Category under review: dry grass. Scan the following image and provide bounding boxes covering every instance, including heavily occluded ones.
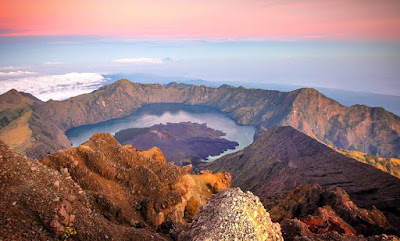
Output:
[0,110,33,152]
[332,146,400,178]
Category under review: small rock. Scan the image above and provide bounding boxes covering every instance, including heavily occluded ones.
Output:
[73,161,79,166]
[53,181,60,189]
[53,197,60,202]
[69,214,75,223]
[12,201,16,206]
[61,168,68,174]
[50,219,60,228]
[63,200,72,213]
[67,194,76,202]
[30,167,37,171]
[58,206,70,225]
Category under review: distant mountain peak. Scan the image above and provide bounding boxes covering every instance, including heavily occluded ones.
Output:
[0,88,40,110]
[113,78,132,86]
[218,84,234,89]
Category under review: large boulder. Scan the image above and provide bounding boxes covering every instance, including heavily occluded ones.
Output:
[178,188,283,241]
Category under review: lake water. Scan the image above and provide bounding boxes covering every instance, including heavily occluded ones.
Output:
[66,103,255,162]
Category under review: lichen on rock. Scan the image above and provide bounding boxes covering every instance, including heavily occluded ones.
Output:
[178,188,284,241]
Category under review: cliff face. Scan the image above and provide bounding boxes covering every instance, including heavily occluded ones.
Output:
[0,134,231,240]
[1,79,400,159]
[206,126,400,232]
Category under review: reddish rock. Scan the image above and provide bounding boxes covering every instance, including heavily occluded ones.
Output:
[66,194,76,202]
[69,214,75,224]
[53,181,60,189]
[270,184,395,240]
[208,126,400,233]
[301,206,357,236]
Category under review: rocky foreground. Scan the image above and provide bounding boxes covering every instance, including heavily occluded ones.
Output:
[0,133,286,241]
[0,133,231,240]
[1,134,399,240]
[178,188,283,241]
[208,126,400,234]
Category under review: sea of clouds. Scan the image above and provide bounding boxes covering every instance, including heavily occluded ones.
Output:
[0,72,108,101]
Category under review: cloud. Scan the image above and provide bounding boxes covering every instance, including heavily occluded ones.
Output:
[44,61,64,65]
[0,66,30,71]
[112,57,166,64]
[0,71,37,77]
[0,73,107,101]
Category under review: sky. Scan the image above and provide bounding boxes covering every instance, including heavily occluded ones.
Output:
[0,0,400,99]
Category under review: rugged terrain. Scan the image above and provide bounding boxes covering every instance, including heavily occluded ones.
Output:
[114,122,238,165]
[1,79,400,159]
[0,134,232,240]
[207,126,400,233]
[1,123,399,240]
[274,184,393,240]
[177,188,284,241]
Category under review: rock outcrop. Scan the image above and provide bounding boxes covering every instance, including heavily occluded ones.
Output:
[0,139,169,240]
[207,126,400,233]
[1,80,400,159]
[178,188,283,241]
[42,133,231,228]
[271,184,393,239]
[0,134,231,240]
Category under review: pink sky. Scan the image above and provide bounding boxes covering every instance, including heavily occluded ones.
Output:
[1,0,400,40]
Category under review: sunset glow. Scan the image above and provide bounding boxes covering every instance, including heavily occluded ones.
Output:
[1,0,400,40]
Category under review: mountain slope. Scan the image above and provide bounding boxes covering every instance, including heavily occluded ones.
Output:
[331,146,400,178]
[0,139,169,240]
[0,133,232,240]
[1,80,400,159]
[206,126,400,230]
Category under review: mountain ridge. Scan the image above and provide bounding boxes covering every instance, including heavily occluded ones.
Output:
[206,126,400,231]
[1,79,400,159]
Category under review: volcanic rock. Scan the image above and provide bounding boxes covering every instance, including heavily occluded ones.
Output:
[41,133,231,228]
[270,184,392,238]
[178,188,283,241]
[0,134,231,240]
[0,139,170,240]
[207,126,400,233]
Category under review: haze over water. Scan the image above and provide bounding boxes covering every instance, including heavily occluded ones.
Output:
[66,104,255,161]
